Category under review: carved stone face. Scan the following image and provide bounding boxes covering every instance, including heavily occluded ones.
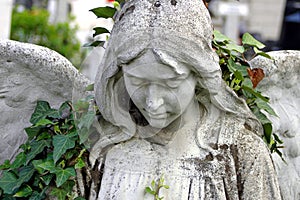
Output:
[123,51,197,129]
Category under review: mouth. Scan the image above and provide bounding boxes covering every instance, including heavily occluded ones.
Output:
[143,110,169,119]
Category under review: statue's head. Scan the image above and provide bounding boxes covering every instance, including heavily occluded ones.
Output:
[94,0,261,140]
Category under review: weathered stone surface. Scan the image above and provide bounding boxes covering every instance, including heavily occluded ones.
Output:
[90,0,282,199]
[251,50,300,200]
[0,39,90,163]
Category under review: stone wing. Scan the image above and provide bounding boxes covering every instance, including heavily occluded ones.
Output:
[0,39,90,164]
[251,50,300,199]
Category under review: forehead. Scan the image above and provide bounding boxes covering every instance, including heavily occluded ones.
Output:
[122,50,190,79]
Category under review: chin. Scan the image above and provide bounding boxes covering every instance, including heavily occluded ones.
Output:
[148,119,171,129]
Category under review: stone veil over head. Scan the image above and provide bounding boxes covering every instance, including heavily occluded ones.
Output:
[93,0,262,153]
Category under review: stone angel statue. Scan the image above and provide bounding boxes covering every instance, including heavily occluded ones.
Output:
[87,0,282,199]
[0,0,284,199]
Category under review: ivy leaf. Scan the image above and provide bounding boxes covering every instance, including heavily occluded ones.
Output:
[29,190,47,200]
[242,33,265,49]
[30,101,59,124]
[213,30,231,43]
[93,27,110,37]
[33,119,56,127]
[78,111,95,129]
[0,171,18,194]
[75,158,85,169]
[18,165,35,186]
[13,185,32,197]
[50,188,67,200]
[74,197,86,200]
[61,180,75,193]
[10,152,26,169]
[26,140,51,164]
[25,126,41,140]
[0,160,11,170]
[255,98,278,116]
[53,135,76,164]
[90,7,117,19]
[83,40,106,47]
[226,43,245,53]
[253,47,272,59]
[263,123,273,144]
[251,107,272,125]
[55,167,76,187]
[40,174,54,185]
[36,160,58,173]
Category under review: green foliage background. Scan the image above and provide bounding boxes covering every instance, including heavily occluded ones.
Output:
[10,7,83,68]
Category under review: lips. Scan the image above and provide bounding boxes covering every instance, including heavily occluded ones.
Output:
[143,109,169,119]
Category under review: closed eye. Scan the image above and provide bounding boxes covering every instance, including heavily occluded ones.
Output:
[165,78,184,88]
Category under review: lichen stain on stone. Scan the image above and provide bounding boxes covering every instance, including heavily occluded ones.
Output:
[171,0,177,6]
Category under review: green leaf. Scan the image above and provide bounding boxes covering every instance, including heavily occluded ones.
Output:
[11,152,26,169]
[226,43,245,53]
[28,187,48,200]
[145,187,156,195]
[0,171,18,194]
[30,101,59,124]
[74,197,86,200]
[151,180,156,189]
[89,7,117,19]
[26,140,51,164]
[55,167,76,187]
[78,127,89,145]
[93,27,110,37]
[242,33,265,49]
[78,111,95,129]
[33,119,56,127]
[163,185,170,189]
[213,30,231,43]
[227,58,237,73]
[0,160,11,170]
[83,40,106,47]
[273,133,283,144]
[251,107,272,125]
[50,188,67,200]
[36,132,52,141]
[25,126,41,140]
[241,85,269,102]
[255,98,277,116]
[253,47,272,59]
[36,160,58,173]
[53,135,76,164]
[263,123,273,143]
[40,174,54,185]
[18,165,35,185]
[61,180,75,193]
[75,158,85,169]
[13,185,32,197]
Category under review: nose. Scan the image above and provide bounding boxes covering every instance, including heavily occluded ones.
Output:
[146,84,164,111]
